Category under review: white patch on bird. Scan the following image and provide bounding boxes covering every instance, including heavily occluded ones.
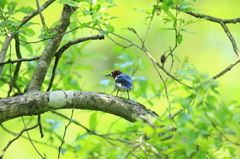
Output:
[48,91,70,108]
[115,83,128,92]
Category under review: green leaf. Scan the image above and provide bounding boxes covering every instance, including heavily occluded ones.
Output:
[115,62,134,70]
[110,16,118,20]
[21,22,39,28]
[177,113,191,126]
[181,29,195,34]
[136,76,148,95]
[103,23,114,32]
[22,27,35,36]
[184,19,205,26]
[89,112,98,130]
[16,6,34,14]
[165,10,175,20]
[93,4,101,11]
[100,79,111,87]
[80,22,92,28]
[74,133,90,142]
[159,28,175,31]
[111,46,123,54]
[0,0,7,9]
[138,58,148,71]
[180,3,192,10]
[118,54,132,61]
[58,0,79,7]
[60,148,66,154]
[50,21,62,28]
[177,34,183,44]
[134,8,147,14]
[7,1,17,14]
[83,9,91,15]
[45,119,62,130]
[100,30,108,35]
[19,34,33,52]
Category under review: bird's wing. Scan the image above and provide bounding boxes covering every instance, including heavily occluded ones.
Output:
[115,74,132,87]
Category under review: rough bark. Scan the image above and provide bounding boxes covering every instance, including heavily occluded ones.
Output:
[28,4,78,91]
[0,91,158,123]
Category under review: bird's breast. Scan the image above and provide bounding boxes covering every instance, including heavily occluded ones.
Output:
[115,83,128,92]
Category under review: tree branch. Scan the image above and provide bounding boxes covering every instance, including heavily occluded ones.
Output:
[0,0,56,77]
[1,122,39,157]
[212,58,240,79]
[28,5,78,91]
[35,0,46,27]
[47,35,104,91]
[20,0,56,28]
[0,35,104,67]
[0,57,40,66]
[0,33,15,78]
[21,117,46,159]
[0,91,158,124]
[186,11,240,24]
[220,21,240,57]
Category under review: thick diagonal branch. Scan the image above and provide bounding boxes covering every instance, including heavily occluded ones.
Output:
[28,5,78,91]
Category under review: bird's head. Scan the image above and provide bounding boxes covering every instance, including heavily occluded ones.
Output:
[105,70,122,79]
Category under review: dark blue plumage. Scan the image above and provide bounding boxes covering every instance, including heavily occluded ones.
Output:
[105,70,132,99]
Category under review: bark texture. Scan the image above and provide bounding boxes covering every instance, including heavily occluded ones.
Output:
[28,5,78,91]
[0,91,158,123]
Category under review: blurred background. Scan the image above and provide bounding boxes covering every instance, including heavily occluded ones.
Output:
[1,0,240,158]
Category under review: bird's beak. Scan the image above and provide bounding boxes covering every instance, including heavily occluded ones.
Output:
[105,73,111,76]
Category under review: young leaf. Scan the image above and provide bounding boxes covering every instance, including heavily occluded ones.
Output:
[177,34,183,45]
[0,0,7,9]
[89,112,98,130]
[16,6,34,14]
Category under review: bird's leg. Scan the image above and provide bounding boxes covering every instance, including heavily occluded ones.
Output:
[127,90,130,100]
[116,89,119,97]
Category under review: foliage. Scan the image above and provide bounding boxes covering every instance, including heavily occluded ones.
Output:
[1,0,240,159]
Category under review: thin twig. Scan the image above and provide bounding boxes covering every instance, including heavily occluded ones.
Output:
[57,83,86,158]
[124,144,141,159]
[220,21,240,57]
[20,0,56,28]
[50,110,137,145]
[38,115,44,138]
[1,122,38,157]
[1,124,58,150]
[203,109,240,146]
[57,109,74,159]
[0,35,104,67]
[0,56,40,66]
[0,0,55,73]
[36,0,46,27]
[46,35,104,91]
[142,1,160,46]
[212,57,240,79]
[169,108,184,119]
[21,117,46,159]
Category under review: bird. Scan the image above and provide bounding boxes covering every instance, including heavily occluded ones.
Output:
[105,70,132,100]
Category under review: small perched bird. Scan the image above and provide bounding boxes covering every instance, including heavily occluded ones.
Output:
[105,70,132,99]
